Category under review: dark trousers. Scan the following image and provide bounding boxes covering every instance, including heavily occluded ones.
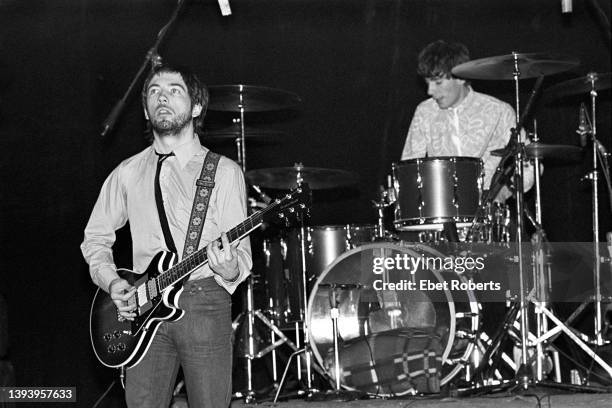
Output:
[126,277,233,408]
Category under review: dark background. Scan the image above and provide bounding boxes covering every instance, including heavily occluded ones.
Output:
[0,0,611,406]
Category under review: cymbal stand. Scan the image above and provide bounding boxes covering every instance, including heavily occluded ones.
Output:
[227,99,257,402]
[583,73,608,346]
[529,120,559,382]
[273,178,331,403]
[294,167,315,393]
[229,105,292,402]
[509,52,532,389]
[234,88,248,172]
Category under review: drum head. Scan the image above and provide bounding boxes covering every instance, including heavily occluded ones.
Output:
[307,243,479,395]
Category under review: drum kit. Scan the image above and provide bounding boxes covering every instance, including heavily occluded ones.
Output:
[204,53,612,403]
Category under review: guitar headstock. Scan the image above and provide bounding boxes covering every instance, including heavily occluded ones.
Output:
[263,183,311,227]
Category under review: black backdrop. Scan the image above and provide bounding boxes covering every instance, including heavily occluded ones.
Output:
[0,0,611,406]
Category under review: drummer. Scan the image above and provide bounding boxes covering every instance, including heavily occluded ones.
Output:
[401,40,535,202]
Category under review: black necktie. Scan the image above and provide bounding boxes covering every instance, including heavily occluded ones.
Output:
[155,152,177,254]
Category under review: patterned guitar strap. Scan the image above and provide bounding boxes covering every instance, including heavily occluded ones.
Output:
[181,151,221,272]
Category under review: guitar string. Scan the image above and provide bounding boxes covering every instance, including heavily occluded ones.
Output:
[153,192,302,292]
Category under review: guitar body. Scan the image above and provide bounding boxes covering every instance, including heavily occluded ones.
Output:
[89,251,184,368]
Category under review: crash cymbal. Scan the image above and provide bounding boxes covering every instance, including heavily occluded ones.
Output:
[452,52,579,80]
[208,84,302,112]
[525,142,583,161]
[546,72,611,98]
[246,164,357,190]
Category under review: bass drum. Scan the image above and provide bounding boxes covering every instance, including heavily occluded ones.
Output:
[307,243,480,395]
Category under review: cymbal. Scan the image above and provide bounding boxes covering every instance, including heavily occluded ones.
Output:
[246,164,358,190]
[545,72,611,98]
[491,142,583,162]
[452,52,580,80]
[208,84,302,112]
[525,142,583,161]
[201,127,287,141]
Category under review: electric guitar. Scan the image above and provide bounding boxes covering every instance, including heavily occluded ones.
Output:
[89,185,309,368]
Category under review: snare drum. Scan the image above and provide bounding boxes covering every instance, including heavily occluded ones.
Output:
[393,157,483,231]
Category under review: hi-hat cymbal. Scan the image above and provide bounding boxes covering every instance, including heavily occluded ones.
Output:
[452,52,580,80]
[525,142,583,161]
[201,127,287,141]
[491,142,583,162]
[246,164,357,190]
[208,84,302,112]
[545,72,611,98]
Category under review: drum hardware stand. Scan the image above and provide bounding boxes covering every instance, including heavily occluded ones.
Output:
[232,276,260,403]
[523,77,612,388]
[572,73,612,347]
[472,329,519,383]
[464,63,545,391]
[273,180,333,403]
[229,97,249,173]
[498,109,612,392]
[234,208,327,402]
[525,120,557,383]
[373,175,396,240]
[228,103,291,402]
[468,301,522,388]
[507,53,535,390]
[303,284,367,402]
[232,276,307,402]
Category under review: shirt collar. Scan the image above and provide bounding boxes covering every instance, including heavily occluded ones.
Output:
[450,86,474,113]
[152,136,207,169]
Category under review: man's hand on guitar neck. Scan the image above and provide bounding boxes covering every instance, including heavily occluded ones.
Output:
[108,278,137,321]
[207,232,240,283]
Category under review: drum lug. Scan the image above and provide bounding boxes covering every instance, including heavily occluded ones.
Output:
[456,330,478,340]
[456,312,480,318]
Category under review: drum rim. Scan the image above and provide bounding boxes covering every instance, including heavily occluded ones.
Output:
[308,223,377,231]
[393,156,482,166]
[306,242,480,393]
[394,218,479,231]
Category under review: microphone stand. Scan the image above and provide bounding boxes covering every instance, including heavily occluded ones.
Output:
[100,0,188,137]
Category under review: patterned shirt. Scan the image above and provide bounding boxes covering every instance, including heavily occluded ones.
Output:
[81,137,252,294]
[401,88,516,188]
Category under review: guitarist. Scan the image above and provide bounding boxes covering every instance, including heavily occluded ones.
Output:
[81,64,252,407]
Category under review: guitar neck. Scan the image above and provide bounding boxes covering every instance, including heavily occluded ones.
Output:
[154,212,263,292]
[151,185,307,292]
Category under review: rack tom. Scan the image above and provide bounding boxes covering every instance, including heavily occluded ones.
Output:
[393,157,483,231]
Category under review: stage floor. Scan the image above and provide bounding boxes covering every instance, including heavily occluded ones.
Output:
[229,390,612,408]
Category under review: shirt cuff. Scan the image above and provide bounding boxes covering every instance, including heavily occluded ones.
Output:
[94,263,120,293]
[213,249,251,295]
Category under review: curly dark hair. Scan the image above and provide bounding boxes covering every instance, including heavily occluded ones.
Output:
[141,64,209,139]
[417,40,470,79]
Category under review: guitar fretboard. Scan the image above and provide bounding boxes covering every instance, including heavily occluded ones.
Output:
[153,193,300,292]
